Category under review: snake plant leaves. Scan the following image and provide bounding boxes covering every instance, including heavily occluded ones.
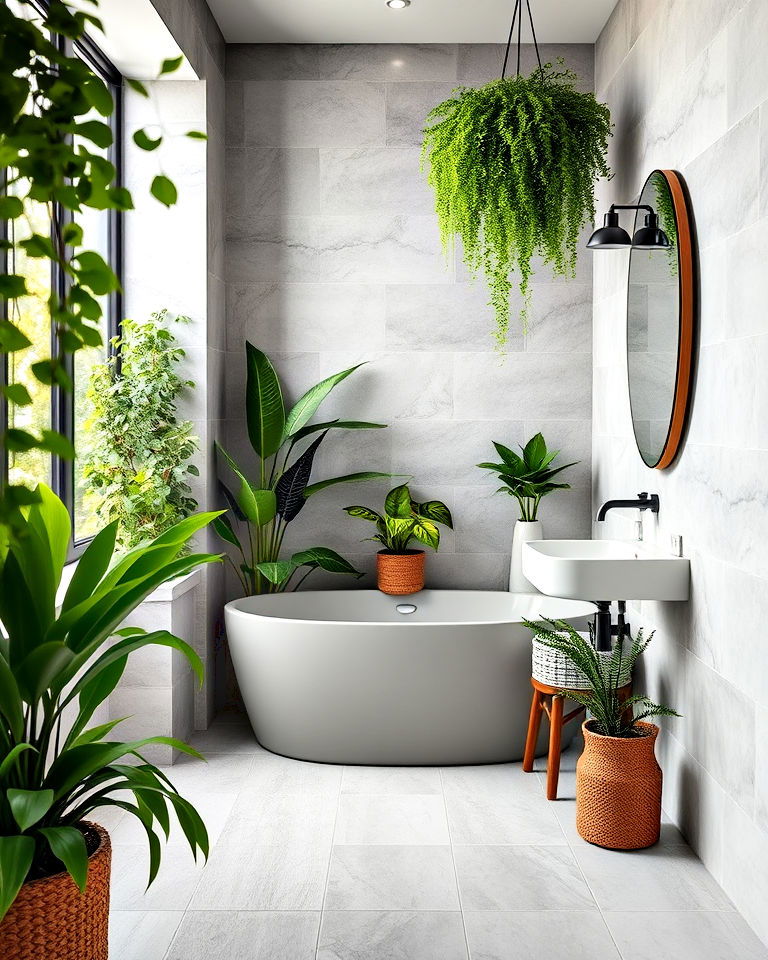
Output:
[276,432,327,522]
[245,342,285,459]
[282,363,365,441]
[385,484,412,519]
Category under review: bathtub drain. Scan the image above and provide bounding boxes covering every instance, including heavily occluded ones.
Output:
[396,603,417,615]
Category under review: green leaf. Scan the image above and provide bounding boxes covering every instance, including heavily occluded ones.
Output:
[411,519,440,550]
[385,484,412,519]
[0,317,31,348]
[291,547,362,578]
[0,195,23,218]
[150,175,178,207]
[212,514,240,547]
[75,119,114,148]
[15,642,75,702]
[126,77,150,97]
[133,128,162,151]
[523,432,547,468]
[61,521,118,613]
[0,836,35,922]
[160,55,184,74]
[0,744,37,778]
[0,275,28,299]
[256,560,296,585]
[39,828,89,893]
[245,343,285,459]
[343,505,383,524]
[289,420,387,443]
[282,364,365,440]
[8,788,54,832]
[82,75,114,116]
[216,444,276,526]
[1,383,31,405]
[304,472,396,497]
[412,499,453,528]
[39,429,76,458]
[185,130,207,140]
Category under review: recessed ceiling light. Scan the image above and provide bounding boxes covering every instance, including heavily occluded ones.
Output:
[386,0,411,8]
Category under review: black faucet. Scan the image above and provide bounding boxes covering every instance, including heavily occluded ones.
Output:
[597,492,659,522]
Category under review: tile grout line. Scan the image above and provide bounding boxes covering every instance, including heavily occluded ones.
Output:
[313,764,344,959]
[439,767,472,960]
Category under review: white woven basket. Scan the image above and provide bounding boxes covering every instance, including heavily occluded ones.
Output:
[531,632,633,690]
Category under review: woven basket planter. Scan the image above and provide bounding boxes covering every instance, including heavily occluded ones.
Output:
[576,720,662,850]
[0,822,111,960]
[377,549,425,595]
[531,634,632,690]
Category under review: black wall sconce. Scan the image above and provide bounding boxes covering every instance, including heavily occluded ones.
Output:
[587,204,671,250]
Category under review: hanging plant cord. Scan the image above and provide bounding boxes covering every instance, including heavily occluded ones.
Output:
[421,0,612,347]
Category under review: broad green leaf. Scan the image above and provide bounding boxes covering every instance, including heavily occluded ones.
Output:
[0,836,35,922]
[385,484,412,519]
[282,364,365,440]
[133,128,162,151]
[75,119,113,148]
[0,744,37,778]
[216,444,276,525]
[70,716,128,747]
[150,175,178,207]
[304,472,396,497]
[61,521,118,613]
[291,547,362,577]
[81,75,114,115]
[411,519,440,550]
[343,505,383,524]
[72,659,127,742]
[15,642,75,702]
[186,130,207,140]
[0,275,28,299]
[212,515,240,547]
[160,55,184,74]
[412,499,453,528]
[0,383,31,405]
[522,432,547,467]
[493,442,524,468]
[256,561,296,585]
[0,656,23,739]
[126,77,149,97]
[39,827,89,893]
[245,343,285,459]
[8,788,54,831]
[0,195,23,218]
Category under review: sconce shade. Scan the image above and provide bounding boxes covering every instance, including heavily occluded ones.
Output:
[632,212,671,250]
[587,210,632,249]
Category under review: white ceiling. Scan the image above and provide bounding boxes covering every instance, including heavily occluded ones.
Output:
[206,0,620,45]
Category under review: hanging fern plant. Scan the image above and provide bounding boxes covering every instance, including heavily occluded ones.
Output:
[421,62,612,346]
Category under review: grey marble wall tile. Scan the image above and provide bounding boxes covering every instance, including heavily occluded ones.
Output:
[226,216,449,284]
[390,420,525,486]
[226,44,320,81]
[243,81,386,147]
[721,798,768,946]
[318,44,458,81]
[318,147,432,215]
[226,147,320,229]
[227,281,386,353]
[419,552,510,591]
[595,1,630,94]
[760,103,768,220]
[457,43,594,92]
[523,283,593,353]
[454,353,592,421]
[385,81,457,146]
[726,0,768,124]
[684,110,759,245]
[684,0,748,65]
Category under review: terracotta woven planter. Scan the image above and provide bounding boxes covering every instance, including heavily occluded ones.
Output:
[377,549,425,595]
[576,720,662,850]
[0,822,111,960]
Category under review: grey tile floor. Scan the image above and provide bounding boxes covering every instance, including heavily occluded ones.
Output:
[102,717,768,960]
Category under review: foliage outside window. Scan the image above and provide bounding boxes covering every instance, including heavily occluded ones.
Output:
[81,309,199,550]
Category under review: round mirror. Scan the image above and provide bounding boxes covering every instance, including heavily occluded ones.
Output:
[627,169,695,469]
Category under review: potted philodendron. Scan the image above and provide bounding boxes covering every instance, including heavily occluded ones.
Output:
[478,432,578,592]
[0,485,221,958]
[525,618,680,850]
[344,484,453,595]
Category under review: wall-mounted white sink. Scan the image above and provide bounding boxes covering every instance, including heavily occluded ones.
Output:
[522,539,690,601]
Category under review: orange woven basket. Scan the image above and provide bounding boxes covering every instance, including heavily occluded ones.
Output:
[576,720,662,850]
[0,822,111,960]
[377,549,425,595]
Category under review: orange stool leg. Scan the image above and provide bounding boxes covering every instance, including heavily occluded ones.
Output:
[546,693,564,800]
[523,686,543,773]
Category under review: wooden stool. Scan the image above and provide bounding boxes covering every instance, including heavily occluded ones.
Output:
[523,677,632,800]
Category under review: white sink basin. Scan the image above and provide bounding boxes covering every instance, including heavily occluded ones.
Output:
[522,539,690,601]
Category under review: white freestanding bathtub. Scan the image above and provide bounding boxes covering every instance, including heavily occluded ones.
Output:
[225,590,596,765]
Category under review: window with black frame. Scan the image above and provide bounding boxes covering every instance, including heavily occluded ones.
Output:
[2,8,123,554]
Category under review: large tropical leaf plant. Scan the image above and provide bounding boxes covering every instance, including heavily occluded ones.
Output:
[421,62,611,346]
[215,343,394,594]
[0,485,222,920]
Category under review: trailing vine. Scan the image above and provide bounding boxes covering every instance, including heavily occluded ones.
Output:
[422,62,612,346]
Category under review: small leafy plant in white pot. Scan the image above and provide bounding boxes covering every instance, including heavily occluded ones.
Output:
[478,433,577,592]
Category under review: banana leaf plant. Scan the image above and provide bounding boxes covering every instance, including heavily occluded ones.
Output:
[477,432,578,522]
[0,484,223,921]
[215,343,395,594]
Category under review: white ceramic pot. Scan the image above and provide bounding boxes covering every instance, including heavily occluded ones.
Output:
[509,519,543,593]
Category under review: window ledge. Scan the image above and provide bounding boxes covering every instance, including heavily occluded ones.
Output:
[57,562,202,608]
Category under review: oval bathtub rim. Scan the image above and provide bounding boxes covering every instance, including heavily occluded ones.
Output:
[224,590,597,629]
